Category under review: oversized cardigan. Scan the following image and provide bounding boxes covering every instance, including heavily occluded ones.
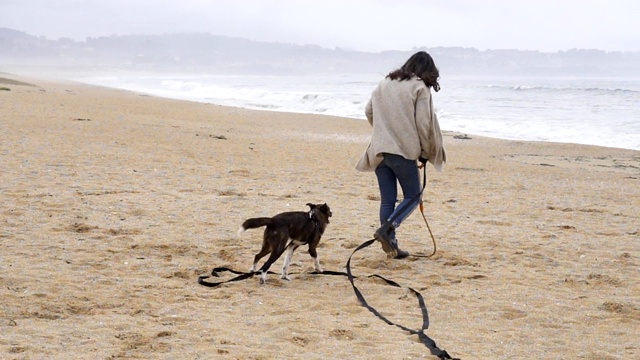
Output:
[356,76,446,172]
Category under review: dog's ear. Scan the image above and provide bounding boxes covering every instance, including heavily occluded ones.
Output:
[320,203,332,216]
[306,203,316,209]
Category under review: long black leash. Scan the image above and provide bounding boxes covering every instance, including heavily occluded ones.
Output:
[197,165,458,358]
[197,240,457,359]
[344,239,457,359]
[197,266,350,288]
[198,238,299,288]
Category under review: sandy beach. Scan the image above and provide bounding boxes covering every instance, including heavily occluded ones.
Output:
[1,74,639,360]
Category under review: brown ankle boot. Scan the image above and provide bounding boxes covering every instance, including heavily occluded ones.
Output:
[394,248,410,259]
[373,227,397,258]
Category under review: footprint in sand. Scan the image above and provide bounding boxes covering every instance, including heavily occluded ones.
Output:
[291,335,310,346]
[329,328,356,340]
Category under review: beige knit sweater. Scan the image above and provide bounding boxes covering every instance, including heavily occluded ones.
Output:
[355,76,446,172]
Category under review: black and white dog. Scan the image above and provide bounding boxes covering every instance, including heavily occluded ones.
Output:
[238,203,332,284]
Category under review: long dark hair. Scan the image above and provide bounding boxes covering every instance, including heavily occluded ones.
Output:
[387,51,440,92]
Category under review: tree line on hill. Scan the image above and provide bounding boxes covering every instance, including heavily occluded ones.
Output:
[1,28,638,76]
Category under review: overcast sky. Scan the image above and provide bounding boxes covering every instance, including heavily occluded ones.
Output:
[1,0,638,52]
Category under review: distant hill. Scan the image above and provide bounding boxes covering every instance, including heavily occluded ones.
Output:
[1,27,639,76]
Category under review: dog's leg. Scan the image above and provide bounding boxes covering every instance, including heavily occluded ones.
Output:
[251,236,272,272]
[281,243,299,281]
[258,242,286,284]
[308,244,323,273]
[252,248,270,273]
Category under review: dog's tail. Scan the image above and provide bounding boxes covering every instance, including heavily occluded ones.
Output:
[237,217,273,235]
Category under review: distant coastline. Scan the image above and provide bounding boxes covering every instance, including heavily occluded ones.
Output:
[1,27,640,77]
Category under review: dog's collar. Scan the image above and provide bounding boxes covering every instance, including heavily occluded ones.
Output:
[308,209,321,235]
[308,208,319,221]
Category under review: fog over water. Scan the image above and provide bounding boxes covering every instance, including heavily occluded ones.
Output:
[2,1,639,150]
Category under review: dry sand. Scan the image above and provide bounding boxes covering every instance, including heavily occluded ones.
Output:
[1,74,638,360]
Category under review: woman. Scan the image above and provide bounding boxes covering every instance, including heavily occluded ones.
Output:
[356,51,446,259]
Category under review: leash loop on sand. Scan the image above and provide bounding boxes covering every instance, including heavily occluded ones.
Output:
[197,267,265,288]
[344,239,458,359]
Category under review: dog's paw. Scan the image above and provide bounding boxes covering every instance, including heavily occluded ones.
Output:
[258,270,268,284]
[280,274,291,281]
[315,266,324,273]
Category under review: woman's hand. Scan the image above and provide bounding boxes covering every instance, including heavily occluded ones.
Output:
[418,157,428,168]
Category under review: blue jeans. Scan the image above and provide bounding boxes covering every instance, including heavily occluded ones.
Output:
[375,153,422,240]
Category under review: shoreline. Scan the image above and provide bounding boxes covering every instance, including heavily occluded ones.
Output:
[4,71,639,152]
[1,73,638,359]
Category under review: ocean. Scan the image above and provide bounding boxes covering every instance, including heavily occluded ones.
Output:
[74,73,640,151]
